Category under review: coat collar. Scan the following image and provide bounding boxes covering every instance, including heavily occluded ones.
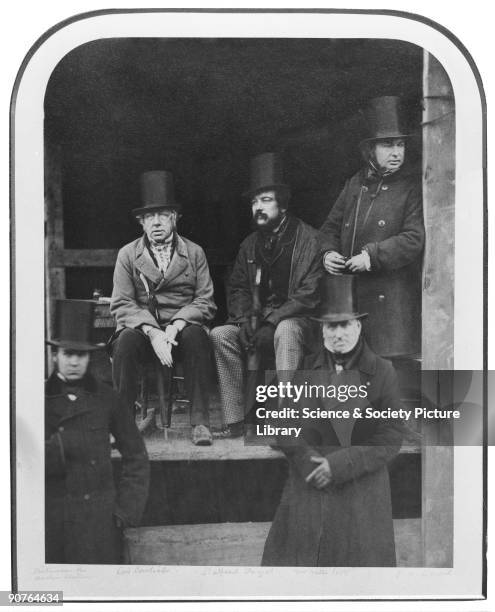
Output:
[45,371,99,397]
[311,338,377,376]
[135,234,190,289]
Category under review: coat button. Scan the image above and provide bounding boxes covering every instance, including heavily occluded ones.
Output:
[378,220,386,227]
[378,294,385,302]
[90,459,96,466]
[67,394,77,401]
[362,186,368,192]
[58,426,64,432]
[344,222,350,228]
[382,185,389,190]
[83,494,90,500]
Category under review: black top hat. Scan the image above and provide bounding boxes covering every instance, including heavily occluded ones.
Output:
[46,299,103,351]
[132,170,182,216]
[360,96,411,144]
[243,152,290,199]
[313,275,367,323]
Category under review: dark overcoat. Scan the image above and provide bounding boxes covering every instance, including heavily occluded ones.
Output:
[227,218,324,326]
[45,373,150,564]
[320,166,425,356]
[262,341,403,567]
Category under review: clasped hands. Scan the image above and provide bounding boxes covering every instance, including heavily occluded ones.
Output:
[305,456,332,490]
[148,323,181,367]
[239,319,274,352]
[323,250,369,274]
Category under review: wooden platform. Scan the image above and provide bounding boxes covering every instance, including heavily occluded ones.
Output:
[124,519,422,567]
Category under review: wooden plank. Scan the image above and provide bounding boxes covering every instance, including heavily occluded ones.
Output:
[50,248,118,267]
[124,518,421,566]
[49,247,231,268]
[420,51,455,568]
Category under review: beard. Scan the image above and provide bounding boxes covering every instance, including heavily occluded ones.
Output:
[251,211,285,233]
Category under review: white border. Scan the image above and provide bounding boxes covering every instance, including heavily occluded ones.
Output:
[11,8,485,603]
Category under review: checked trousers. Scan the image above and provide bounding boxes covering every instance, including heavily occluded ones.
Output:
[210,317,316,425]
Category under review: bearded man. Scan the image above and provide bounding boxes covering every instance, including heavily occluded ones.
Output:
[210,152,323,436]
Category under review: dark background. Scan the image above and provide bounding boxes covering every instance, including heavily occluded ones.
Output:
[45,37,423,318]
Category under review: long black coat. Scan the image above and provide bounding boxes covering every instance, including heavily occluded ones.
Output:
[262,341,403,567]
[320,166,425,357]
[45,373,150,564]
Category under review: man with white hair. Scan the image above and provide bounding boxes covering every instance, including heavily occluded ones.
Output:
[110,170,217,445]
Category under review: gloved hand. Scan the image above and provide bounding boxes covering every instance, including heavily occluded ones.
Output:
[239,320,255,351]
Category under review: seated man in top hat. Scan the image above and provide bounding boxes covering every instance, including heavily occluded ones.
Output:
[210,152,324,436]
[262,275,404,567]
[45,299,149,564]
[320,96,425,358]
[110,170,217,446]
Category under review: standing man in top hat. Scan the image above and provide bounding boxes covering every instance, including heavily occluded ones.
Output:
[110,170,217,446]
[45,299,149,564]
[321,96,425,357]
[262,275,404,567]
[210,152,324,436]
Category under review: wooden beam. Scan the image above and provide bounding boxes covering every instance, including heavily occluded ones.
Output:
[49,247,231,268]
[420,51,455,567]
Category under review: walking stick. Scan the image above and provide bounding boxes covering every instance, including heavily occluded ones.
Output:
[244,264,262,421]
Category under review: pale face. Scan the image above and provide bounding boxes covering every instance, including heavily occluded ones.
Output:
[139,208,177,244]
[322,319,362,354]
[54,348,90,381]
[373,138,405,172]
[251,190,286,230]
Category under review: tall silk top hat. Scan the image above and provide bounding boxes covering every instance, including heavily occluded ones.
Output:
[243,152,290,199]
[360,95,410,145]
[46,299,102,351]
[313,275,368,323]
[132,170,182,216]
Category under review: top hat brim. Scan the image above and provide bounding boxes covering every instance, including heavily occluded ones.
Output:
[46,339,105,351]
[359,132,411,147]
[242,183,290,200]
[312,312,368,323]
[132,202,182,216]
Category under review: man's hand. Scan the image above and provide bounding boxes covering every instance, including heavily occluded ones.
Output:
[323,251,347,275]
[149,329,174,367]
[239,320,254,351]
[305,456,332,489]
[345,251,370,273]
[163,324,179,346]
[251,322,275,350]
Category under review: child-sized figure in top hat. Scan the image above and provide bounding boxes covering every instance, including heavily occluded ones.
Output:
[110,170,217,446]
[320,96,425,358]
[262,275,404,567]
[211,152,325,437]
[45,299,149,564]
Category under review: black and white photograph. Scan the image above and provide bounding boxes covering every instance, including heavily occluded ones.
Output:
[9,7,487,605]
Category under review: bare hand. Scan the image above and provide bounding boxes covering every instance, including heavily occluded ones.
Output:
[345,253,369,273]
[150,330,174,367]
[305,456,332,489]
[323,251,346,275]
[164,324,179,346]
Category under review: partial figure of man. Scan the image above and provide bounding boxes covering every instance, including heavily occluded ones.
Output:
[320,96,425,357]
[110,170,217,446]
[45,299,150,564]
[262,275,404,567]
[211,152,323,437]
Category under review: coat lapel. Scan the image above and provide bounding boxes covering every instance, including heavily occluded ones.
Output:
[310,342,376,447]
[134,237,163,286]
[156,236,189,290]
